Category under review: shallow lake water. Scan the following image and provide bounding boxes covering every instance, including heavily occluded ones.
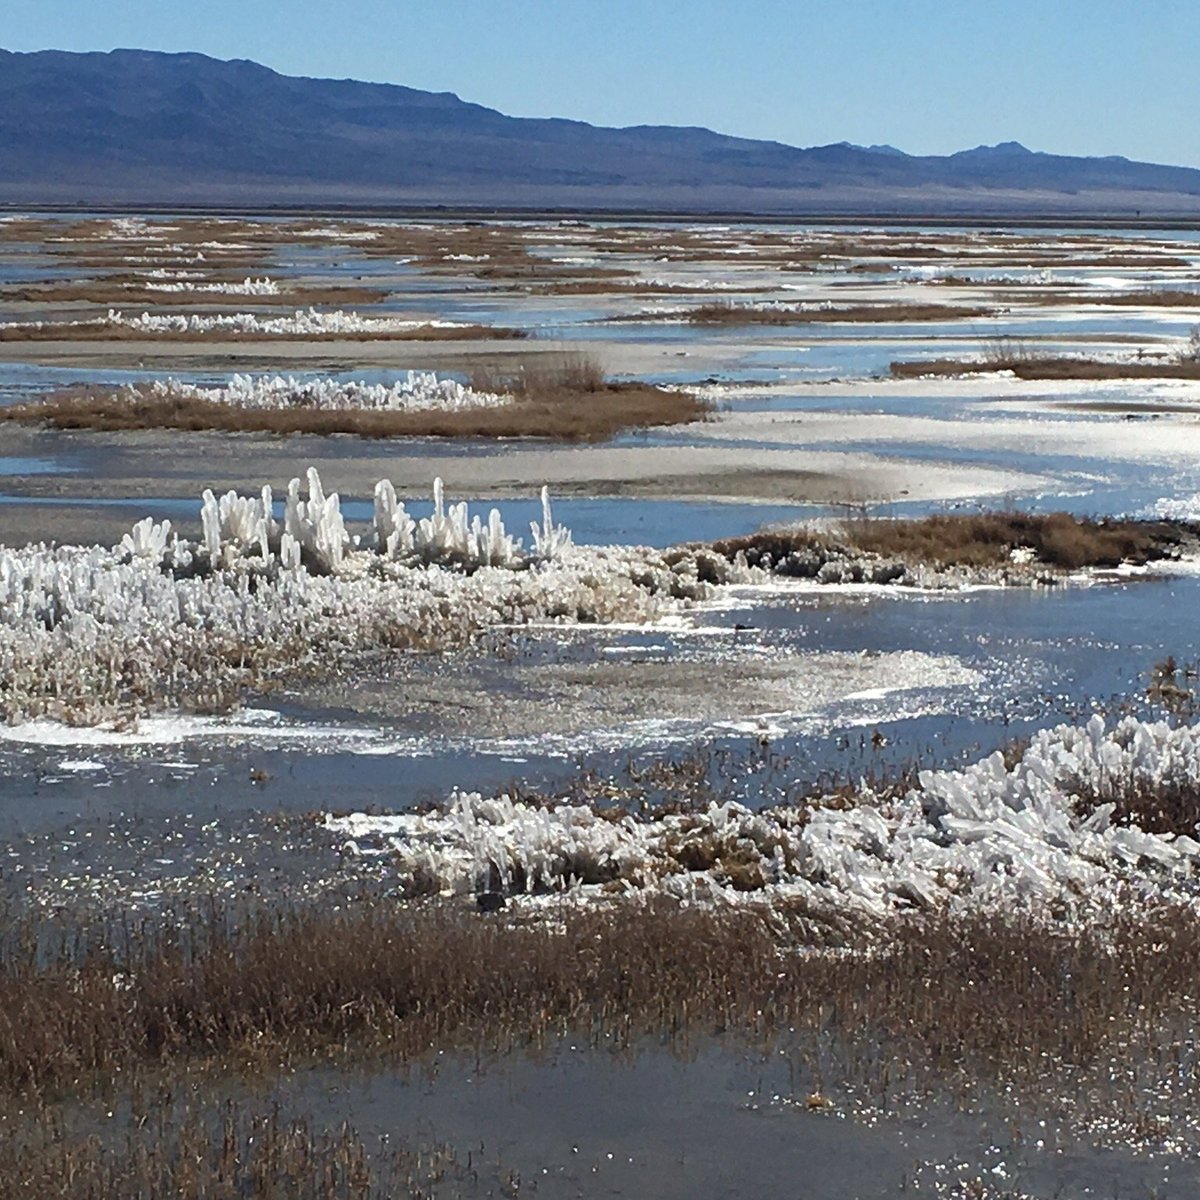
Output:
[5,218,1200,1190]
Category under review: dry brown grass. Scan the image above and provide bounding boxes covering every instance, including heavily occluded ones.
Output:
[680,300,991,325]
[1,1097,476,1200]
[890,355,1200,380]
[1038,289,1200,307]
[841,510,1186,569]
[714,511,1191,572]
[10,896,1194,1195]
[1,368,707,442]
[0,897,1197,1116]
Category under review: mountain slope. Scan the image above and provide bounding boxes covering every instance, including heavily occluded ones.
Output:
[1,48,1198,214]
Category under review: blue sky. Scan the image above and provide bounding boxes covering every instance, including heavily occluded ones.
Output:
[8,0,1199,166]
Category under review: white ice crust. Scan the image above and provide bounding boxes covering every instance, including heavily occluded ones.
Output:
[133,371,509,414]
[0,469,713,723]
[328,715,1200,925]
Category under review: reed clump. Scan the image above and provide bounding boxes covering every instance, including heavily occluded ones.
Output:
[3,357,707,442]
[0,899,1197,1115]
[680,300,990,325]
[713,511,1190,573]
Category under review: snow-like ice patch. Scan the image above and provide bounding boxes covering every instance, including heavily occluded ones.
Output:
[2,708,375,748]
[143,277,281,296]
[55,757,106,771]
[327,715,1200,925]
[133,371,509,414]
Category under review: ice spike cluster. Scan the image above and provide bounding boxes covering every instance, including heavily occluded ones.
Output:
[329,715,1200,928]
[0,469,711,724]
[136,371,508,414]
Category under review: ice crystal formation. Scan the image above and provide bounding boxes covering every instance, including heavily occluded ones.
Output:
[329,715,1200,929]
[2,308,467,337]
[0,470,708,724]
[142,277,281,295]
[135,371,509,413]
[107,308,465,335]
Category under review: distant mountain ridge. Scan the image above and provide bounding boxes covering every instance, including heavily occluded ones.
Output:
[2,48,1199,215]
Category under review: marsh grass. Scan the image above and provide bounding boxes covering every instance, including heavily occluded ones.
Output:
[679,300,991,325]
[1,897,1198,1128]
[713,511,1190,573]
[1,358,706,441]
[890,355,1200,380]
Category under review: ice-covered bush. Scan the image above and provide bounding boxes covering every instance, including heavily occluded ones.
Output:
[329,715,1200,927]
[0,469,722,723]
[137,371,508,414]
[106,308,464,336]
[143,277,281,295]
[0,309,470,337]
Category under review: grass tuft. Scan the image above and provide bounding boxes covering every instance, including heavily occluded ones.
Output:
[714,511,1192,572]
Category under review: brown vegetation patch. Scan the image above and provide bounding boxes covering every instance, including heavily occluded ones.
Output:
[1039,289,1200,307]
[2,372,706,443]
[714,511,1191,572]
[840,511,1187,570]
[890,355,1200,381]
[678,300,991,325]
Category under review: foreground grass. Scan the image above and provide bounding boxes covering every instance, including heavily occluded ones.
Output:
[713,510,1192,573]
[1,894,1194,1196]
[1,1101,471,1200]
[1,897,1196,1103]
